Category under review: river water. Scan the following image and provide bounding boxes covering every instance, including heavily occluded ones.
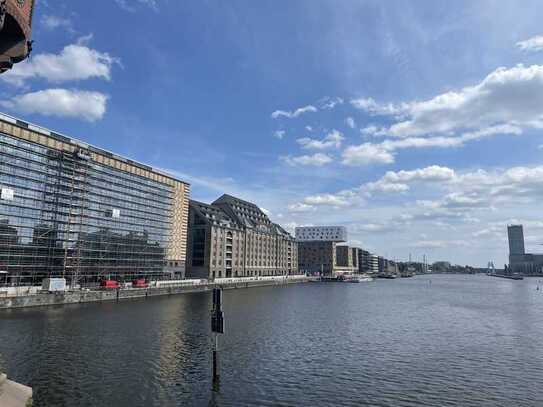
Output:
[1,274,543,406]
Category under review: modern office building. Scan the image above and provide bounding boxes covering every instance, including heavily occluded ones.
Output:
[508,225,525,257]
[186,194,298,279]
[335,245,357,274]
[295,226,347,242]
[507,224,543,274]
[369,254,379,274]
[357,249,373,273]
[351,247,359,271]
[298,241,359,275]
[0,113,190,286]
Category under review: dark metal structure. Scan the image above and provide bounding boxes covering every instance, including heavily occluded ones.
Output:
[211,288,225,383]
[0,0,35,73]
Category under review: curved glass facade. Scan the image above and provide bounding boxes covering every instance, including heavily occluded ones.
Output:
[0,123,188,286]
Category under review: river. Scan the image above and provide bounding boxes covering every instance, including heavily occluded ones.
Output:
[1,274,543,406]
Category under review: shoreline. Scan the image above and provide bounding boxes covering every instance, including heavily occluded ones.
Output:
[0,276,311,311]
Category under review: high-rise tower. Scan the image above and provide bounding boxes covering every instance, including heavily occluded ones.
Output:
[508,225,525,256]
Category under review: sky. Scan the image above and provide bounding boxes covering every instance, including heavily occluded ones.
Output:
[2,0,543,267]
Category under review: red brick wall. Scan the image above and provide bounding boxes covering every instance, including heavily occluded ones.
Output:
[6,0,35,37]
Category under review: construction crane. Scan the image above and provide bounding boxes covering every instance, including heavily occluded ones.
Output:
[0,0,35,73]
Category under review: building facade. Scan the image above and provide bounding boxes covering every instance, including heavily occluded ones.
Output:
[186,194,298,279]
[298,241,358,275]
[295,226,347,242]
[508,224,543,274]
[0,113,190,286]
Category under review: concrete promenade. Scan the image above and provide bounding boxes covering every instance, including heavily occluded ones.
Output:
[0,276,311,310]
[0,373,32,407]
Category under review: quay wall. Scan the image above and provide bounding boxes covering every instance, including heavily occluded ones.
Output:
[0,277,309,310]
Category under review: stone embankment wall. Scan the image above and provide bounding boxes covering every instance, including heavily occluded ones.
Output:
[0,278,309,310]
[0,373,33,407]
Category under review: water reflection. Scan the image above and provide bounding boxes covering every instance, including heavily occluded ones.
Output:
[1,276,543,406]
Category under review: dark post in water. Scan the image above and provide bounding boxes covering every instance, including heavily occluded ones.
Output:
[211,288,225,383]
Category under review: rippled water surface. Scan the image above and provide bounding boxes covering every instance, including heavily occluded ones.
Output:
[2,275,543,406]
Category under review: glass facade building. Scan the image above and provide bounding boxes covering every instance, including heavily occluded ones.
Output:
[0,113,190,286]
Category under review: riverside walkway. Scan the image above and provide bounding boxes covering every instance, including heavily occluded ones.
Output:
[0,275,312,310]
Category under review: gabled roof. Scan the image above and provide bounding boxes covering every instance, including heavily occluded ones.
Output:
[190,199,239,228]
[212,194,271,230]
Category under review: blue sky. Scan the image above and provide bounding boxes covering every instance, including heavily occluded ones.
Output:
[2,0,543,267]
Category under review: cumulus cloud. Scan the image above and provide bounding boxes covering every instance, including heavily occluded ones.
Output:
[3,43,119,86]
[281,153,333,166]
[342,124,521,166]
[303,193,349,207]
[288,203,315,213]
[360,125,383,136]
[274,130,285,139]
[516,35,543,52]
[1,89,108,121]
[386,64,543,137]
[366,165,456,194]
[297,129,344,150]
[341,143,395,166]
[271,105,318,119]
[350,97,408,116]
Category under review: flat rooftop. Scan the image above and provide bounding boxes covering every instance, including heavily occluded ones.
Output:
[0,111,189,187]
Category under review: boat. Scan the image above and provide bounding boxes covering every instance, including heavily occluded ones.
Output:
[342,274,374,283]
[377,273,397,279]
[489,273,524,280]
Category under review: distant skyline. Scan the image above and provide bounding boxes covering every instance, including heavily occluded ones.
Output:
[2,0,543,266]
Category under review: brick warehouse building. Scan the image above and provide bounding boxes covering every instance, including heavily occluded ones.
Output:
[186,194,298,279]
[0,113,190,286]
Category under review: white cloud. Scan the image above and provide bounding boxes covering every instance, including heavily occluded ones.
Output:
[3,43,118,86]
[360,125,383,136]
[305,126,313,132]
[42,15,74,33]
[1,89,108,121]
[342,124,521,166]
[350,97,408,116]
[115,0,158,12]
[320,97,344,110]
[345,117,356,129]
[366,165,456,193]
[341,143,395,166]
[273,130,285,139]
[287,203,315,213]
[271,105,317,119]
[516,35,543,52]
[297,129,344,150]
[411,240,470,249]
[303,193,349,207]
[386,64,543,137]
[281,153,333,166]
